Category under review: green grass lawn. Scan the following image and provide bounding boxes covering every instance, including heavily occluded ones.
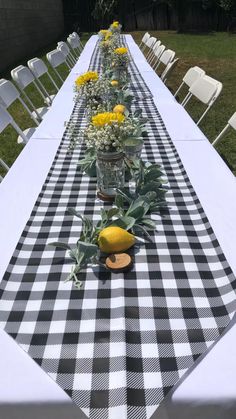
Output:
[0,31,236,178]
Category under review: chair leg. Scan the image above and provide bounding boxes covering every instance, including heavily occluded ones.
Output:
[197,105,211,125]
[212,124,230,147]
[11,120,30,144]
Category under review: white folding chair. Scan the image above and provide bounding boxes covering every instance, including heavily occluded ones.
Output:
[152,45,166,70]
[0,158,9,181]
[0,104,30,144]
[182,75,223,125]
[141,33,151,52]
[46,50,71,83]
[57,42,76,67]
[213,112,236,147]
[161,58,179,84]
[0,79,38,143]
[11,65,49,122]
[67,36,81,58]
[70,32,83,52]
[139,32,150,49]
[147,40,161,64]
[174,66,205,98]
[155,49,176,71]
[149,42,162,66]
[145,37,157,58]
[28,58,59,103]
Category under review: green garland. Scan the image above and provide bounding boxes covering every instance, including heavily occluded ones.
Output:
[49,160,167,289]
[49,28,168,289]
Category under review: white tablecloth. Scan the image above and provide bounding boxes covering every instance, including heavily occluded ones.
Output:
[0,34,236,419]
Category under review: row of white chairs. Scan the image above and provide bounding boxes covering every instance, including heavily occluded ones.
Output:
[139,32,179,85]
[0,32,83,179]
[139,32,235,149]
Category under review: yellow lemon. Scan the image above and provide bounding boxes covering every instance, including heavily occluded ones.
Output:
[111,80,119,87]
[98,226,135,253]
[113,104,126,114]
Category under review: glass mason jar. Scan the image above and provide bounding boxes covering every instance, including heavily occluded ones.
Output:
[96,151,125,200]
[113,66,129,85]
[124,138,144,161]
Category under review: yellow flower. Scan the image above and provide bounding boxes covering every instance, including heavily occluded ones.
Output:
[99,29,109,35]
[114,47,128,55]
[112,21,120,28]
[75,71,99,88]
[111,80,119,87]
[92,112,125,127]
[105,30,112,41]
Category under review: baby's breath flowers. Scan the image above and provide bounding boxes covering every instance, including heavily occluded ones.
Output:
[74,74,114,114]
[84,111,145,152]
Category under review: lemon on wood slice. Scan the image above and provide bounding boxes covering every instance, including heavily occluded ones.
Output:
[113,104,126,114]
[106,253,132,272]
[98,226,135,253]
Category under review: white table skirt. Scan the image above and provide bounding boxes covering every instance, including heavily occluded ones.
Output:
[0,34,236,419]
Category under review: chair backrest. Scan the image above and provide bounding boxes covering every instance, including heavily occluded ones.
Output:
[11,65,34,89]
[57,41,70,56]
[182,75,222,125]
[46,50,67,69]
[28,57,59,92]
[0,78,39,125]
[161,58,179,84]
[212,111,236,147]
[142,32,150,43]
[57,44,74,68]
[183,66,205,88]
[159,49,175,66]
[189,76,221,105]
[28,58,47,78]
[152,40,161,52]
[11,64,50,118]
[67,36,80,50]
[174,66,205,98]
[154,44,165,58]
[0,78,20,107]
[146,37,156,48]
[71,32,80,40]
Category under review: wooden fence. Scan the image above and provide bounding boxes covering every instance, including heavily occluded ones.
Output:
[63,0,228,33]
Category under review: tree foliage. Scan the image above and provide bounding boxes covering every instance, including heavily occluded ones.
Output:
[92,0,119,21]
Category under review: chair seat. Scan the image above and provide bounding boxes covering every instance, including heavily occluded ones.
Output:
[17,127,36,144]
[32,107,49,121]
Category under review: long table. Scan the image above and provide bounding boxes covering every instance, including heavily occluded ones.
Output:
[0,34,236,419]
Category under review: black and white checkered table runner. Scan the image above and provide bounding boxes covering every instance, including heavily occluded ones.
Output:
[1,37,236,419]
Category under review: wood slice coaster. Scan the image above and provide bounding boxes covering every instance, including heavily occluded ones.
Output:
[106,253,133,272]
[97,190,115,202]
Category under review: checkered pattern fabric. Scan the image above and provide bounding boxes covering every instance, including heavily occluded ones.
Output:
[1,36,236,419]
